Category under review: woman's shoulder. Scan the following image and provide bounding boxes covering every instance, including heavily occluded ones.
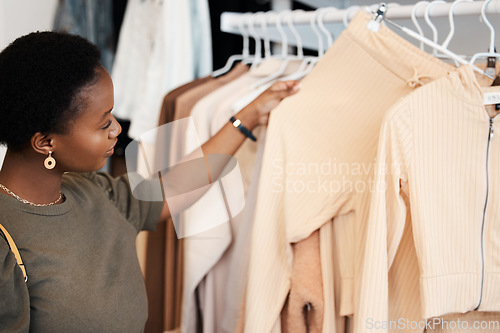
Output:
[0,233,31,331]
[0,235,20,277]
[0,225,31,329]
[61,171,133,206]
[62,171,105,185]
[62,172,116,193]
[61,172,116,202]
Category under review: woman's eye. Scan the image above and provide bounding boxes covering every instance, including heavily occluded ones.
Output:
[102,120,112,130]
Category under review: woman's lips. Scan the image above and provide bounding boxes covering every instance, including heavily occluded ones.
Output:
[105,140,117,157]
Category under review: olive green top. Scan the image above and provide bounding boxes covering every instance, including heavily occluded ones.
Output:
[0,172,163,333]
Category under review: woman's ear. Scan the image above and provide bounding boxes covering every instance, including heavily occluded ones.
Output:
[31,132,56,155]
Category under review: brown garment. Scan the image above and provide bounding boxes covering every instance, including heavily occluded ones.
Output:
[143,76,212,333]
[174,63,249,121]
[170,63,249,165]
[159,76,212,126]
[281,231,324,333]
[143,65,248,333]
[154,76,214,173]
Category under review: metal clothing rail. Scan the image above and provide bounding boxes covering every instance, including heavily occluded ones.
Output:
[220,0,500,50]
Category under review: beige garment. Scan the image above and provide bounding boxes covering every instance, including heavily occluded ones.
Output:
[140,65,247,333]
[223,129,268,333]
[356,64,500,332]
[208,60,301,136]
[282,230,324,333]
[182,58,302,333]
[170,63,249,163]
[244,9,454,333]
[175,63,249,120]
[210,60,302,333]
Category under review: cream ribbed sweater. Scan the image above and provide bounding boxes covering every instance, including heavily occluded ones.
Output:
[244,9,454,333]
[355,65,500,332]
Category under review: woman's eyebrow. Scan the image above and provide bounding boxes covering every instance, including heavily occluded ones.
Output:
[100,107,114,121]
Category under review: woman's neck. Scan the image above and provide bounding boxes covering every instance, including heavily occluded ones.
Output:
[0,148,64,205]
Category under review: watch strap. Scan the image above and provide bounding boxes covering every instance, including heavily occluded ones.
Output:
[230,116,257,141]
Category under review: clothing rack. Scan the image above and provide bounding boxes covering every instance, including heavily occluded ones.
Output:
[220,0,500,50]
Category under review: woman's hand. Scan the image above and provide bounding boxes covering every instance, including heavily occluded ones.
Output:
[238,81,301,130]
[158,80,300,221]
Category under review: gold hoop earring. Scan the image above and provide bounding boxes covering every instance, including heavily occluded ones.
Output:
[44,151,56,170]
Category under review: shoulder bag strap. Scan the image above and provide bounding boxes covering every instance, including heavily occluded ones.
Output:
[0,224,28,282]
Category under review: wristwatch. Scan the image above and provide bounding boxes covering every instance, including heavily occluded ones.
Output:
[229,116,257,141]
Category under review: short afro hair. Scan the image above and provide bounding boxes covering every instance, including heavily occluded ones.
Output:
[0,31,102,150]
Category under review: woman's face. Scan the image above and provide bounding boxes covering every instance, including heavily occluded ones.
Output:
[52,68,122,172]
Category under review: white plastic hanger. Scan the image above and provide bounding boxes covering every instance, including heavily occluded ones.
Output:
[282,9,320,79]
[252,10,304,88]
[423,0,462,66]
[317,7,338,49]
[286,10,305,61]
[294,8,328,77]
[259,12,272,60]
[411,1,430,51]
[379,4,493,79]
[424,0,446,57]
[241,13,261,66]
[312,8,326,58]
[280,8,325,81]
[246,13,263,69]
[469,0,499,77]
[441,0,473,49]
[439,0,473,67]
[212,13,252,77]
[343,5,361,28]
[275,10,291,60]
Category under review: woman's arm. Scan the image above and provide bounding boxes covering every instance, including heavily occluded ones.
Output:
[158,81,300,221]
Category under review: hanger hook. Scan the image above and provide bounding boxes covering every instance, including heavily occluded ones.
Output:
[343,6,361,28]
[286,10,304,59]
[441,0,473,49]
[311,8,325,57]
[259,12,272,58]
[424,0,446,55]
[276,10,290,58]
[481,0,495,53]
[246,13,262,64]
[411,1,430,50]
[318,7,337,48]
[237,13,250,59]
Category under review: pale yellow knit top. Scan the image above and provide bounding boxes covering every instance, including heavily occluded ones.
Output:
[355,65,500,332]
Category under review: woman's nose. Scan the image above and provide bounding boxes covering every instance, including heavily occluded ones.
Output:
[109,116,122,139]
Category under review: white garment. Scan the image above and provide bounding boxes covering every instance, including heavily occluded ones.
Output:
[129,0,212,141]
[112,0,212,140]
[0,146,6,167]
[111,0,161,121]
[190,0,212,78]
